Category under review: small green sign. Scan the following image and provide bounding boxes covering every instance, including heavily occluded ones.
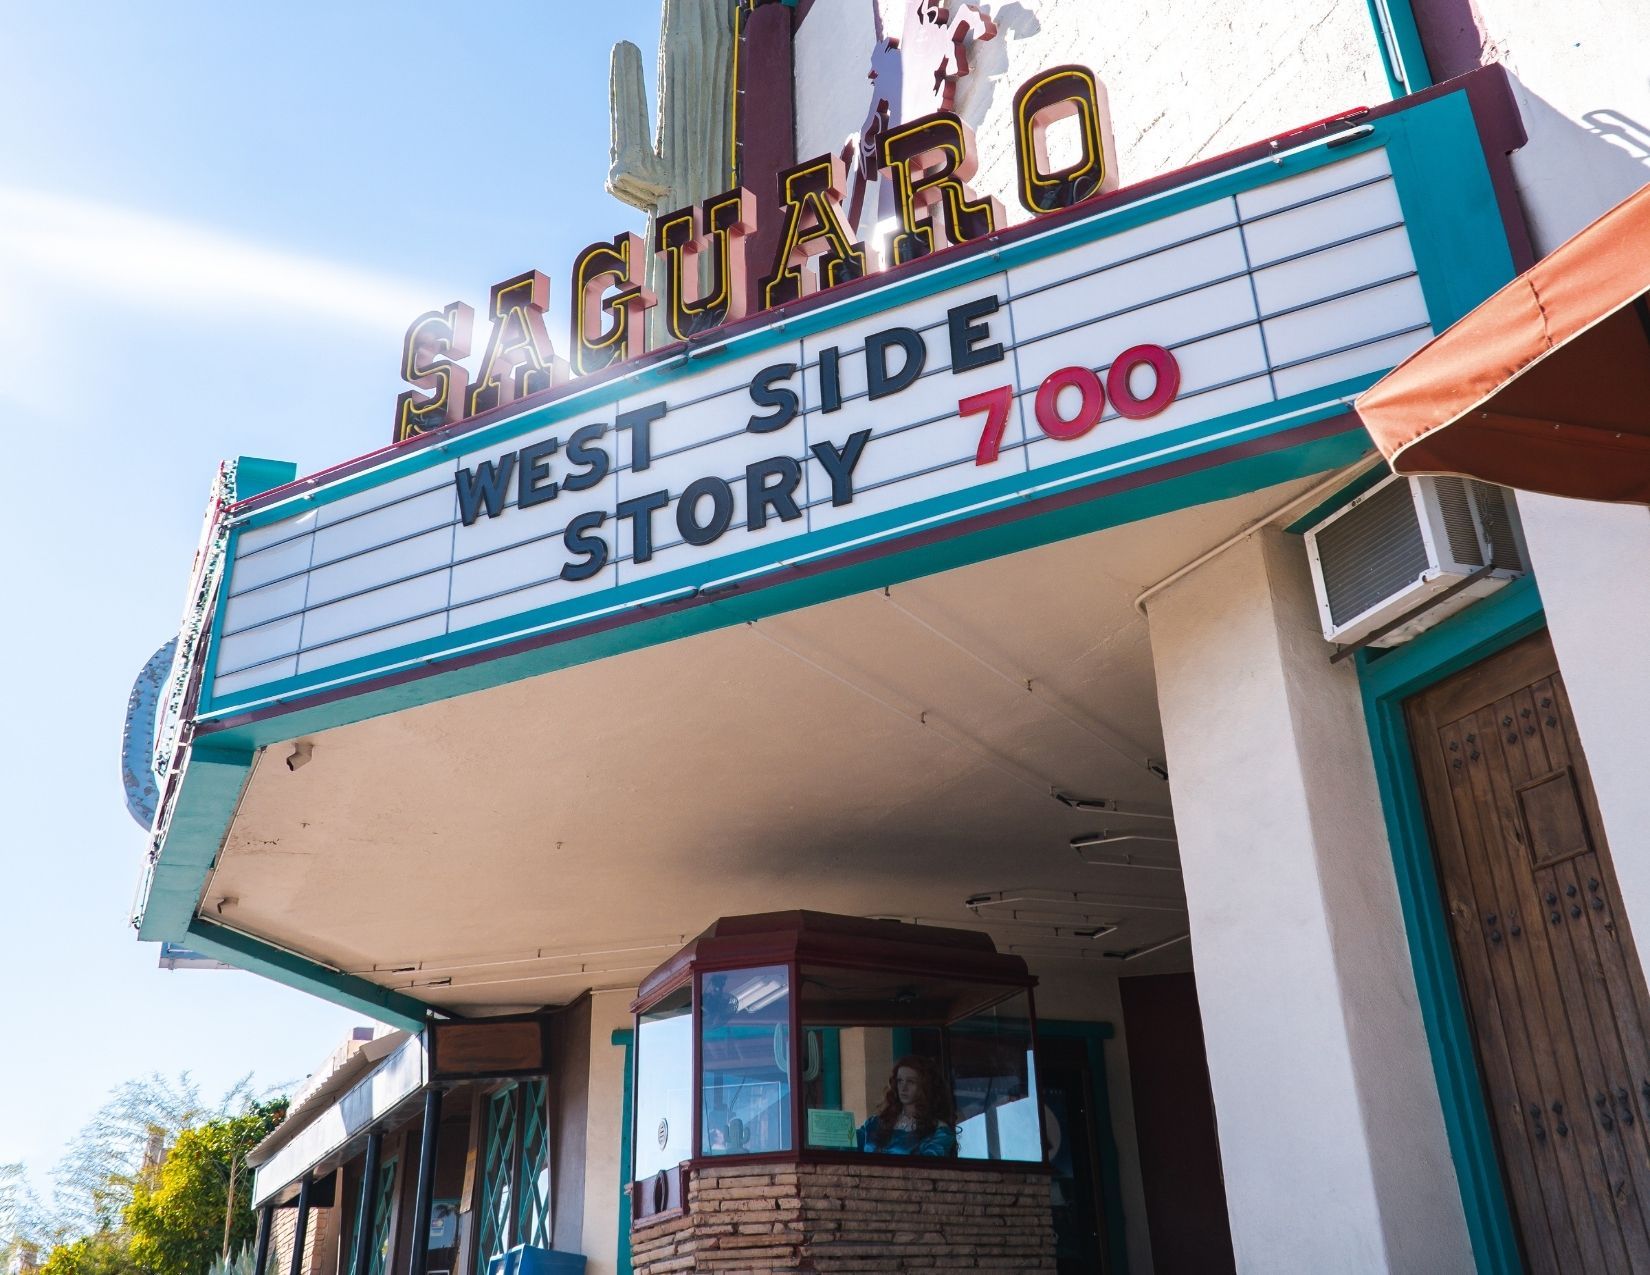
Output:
[807,1108,858,1149]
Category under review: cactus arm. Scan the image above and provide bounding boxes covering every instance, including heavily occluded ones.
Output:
[608,39,669,213]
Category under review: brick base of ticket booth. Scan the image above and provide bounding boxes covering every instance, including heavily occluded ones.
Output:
[630,1161,1057,1273]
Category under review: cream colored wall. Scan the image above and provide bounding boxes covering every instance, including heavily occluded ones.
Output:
[836,1027,893,1125]
[794,0,1391,238]
[1146,529,1473,1273]
[577,990,638,1275]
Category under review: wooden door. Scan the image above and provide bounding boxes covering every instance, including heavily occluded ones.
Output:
[1408,630,1650,1273]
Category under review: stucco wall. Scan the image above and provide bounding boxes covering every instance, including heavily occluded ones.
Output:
[794,0,1391,237]
[1147,529,1473,1273]
[577,990,642,1275]
[1413,0,1650,252]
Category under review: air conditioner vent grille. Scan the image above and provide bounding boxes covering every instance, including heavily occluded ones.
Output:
[1474,482,1526,572]
[1435,478,1484,567]
[1315,478,1431,627]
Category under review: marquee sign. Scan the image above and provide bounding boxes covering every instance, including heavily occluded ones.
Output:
[198,79,1519,720]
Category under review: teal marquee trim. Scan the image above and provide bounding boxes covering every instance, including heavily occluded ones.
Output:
[1364,0,1436,98]
[236,456,299,501]
[1038,1020,1127,1275]
[201,385,1376,725]
[1283,460,1389,533]
[1357,575,1545,1275]
[181,918,429,1032]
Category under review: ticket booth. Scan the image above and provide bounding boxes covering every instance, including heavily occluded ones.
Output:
[627,911,1055,1272]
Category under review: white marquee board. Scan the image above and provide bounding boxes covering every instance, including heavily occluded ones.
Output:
[206,145,1448,711]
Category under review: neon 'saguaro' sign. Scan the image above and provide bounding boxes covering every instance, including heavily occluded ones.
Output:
[393,62,1116,443]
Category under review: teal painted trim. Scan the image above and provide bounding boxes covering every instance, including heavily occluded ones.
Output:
[236,457,298,501]
[134,741,431,1031]
[228,87,1470,536]
[1039,1020,1126,1275]
[819,1027,842,1109]
[137,743,257,940]
[1365,0,1435,97]
[1356,575,1545,1275]
[1283,461,1389,534]
[613,1029,635,1275]
[197,428,1370,752]
[1384,93,1517,334]
[1359,574,1545,694]
[198,521,240,721]
[181,918,429,1032]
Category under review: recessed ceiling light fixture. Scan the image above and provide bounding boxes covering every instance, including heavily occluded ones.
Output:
[1054,793,1175,820]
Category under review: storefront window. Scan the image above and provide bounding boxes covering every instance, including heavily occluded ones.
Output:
[798,968,1043,1163]
[474,1080,551,1274]
[633,986,692,1179]
[700,965,792,1156]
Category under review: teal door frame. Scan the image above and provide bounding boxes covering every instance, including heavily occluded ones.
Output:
[1356,574,1546,1274]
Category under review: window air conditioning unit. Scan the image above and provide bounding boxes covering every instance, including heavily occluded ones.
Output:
[1304,474,1527,649]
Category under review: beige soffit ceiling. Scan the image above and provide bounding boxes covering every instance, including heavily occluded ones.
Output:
[202,478,1318,1014]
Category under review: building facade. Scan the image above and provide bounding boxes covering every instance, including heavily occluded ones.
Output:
[132,1,1650,1272]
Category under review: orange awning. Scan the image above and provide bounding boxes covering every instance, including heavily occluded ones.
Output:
[1356,180,1650,504]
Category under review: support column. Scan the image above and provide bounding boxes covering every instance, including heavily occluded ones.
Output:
[1517,496,1650,963]
[1145,529,1472,1273]
[288,1178,313,1275]
[351,1132,384,1275]
[253,1204,274,1275]
[407,1090,443,1275]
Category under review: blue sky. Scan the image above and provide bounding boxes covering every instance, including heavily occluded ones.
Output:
[0,1,662,1192]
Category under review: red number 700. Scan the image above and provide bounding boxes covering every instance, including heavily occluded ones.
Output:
[959,344,1181,466]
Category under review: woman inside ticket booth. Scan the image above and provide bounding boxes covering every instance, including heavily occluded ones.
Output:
[857,1054,958,1156]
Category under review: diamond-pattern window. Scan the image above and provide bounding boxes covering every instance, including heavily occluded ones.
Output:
[475,1088,519,1275]
[345,1155,398,1275]
[515,1081,551,1250]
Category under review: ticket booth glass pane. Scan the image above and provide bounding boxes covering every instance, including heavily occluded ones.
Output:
[700,964,793,1157]
[797,967,1043,1162]
[633,986,692,1180]
[951,990,1040,1162]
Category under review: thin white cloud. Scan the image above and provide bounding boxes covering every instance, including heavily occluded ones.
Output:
[0,186,441,330]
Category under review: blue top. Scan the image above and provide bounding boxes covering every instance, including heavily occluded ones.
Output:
[857,1117,958,1157]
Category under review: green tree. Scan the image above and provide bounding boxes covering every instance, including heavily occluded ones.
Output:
[53,1075,264,1237]
[123,1101,286,1275]
[36,1233,135,1275]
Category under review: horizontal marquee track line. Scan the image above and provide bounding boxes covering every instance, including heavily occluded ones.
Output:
[226,166,1401,565]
